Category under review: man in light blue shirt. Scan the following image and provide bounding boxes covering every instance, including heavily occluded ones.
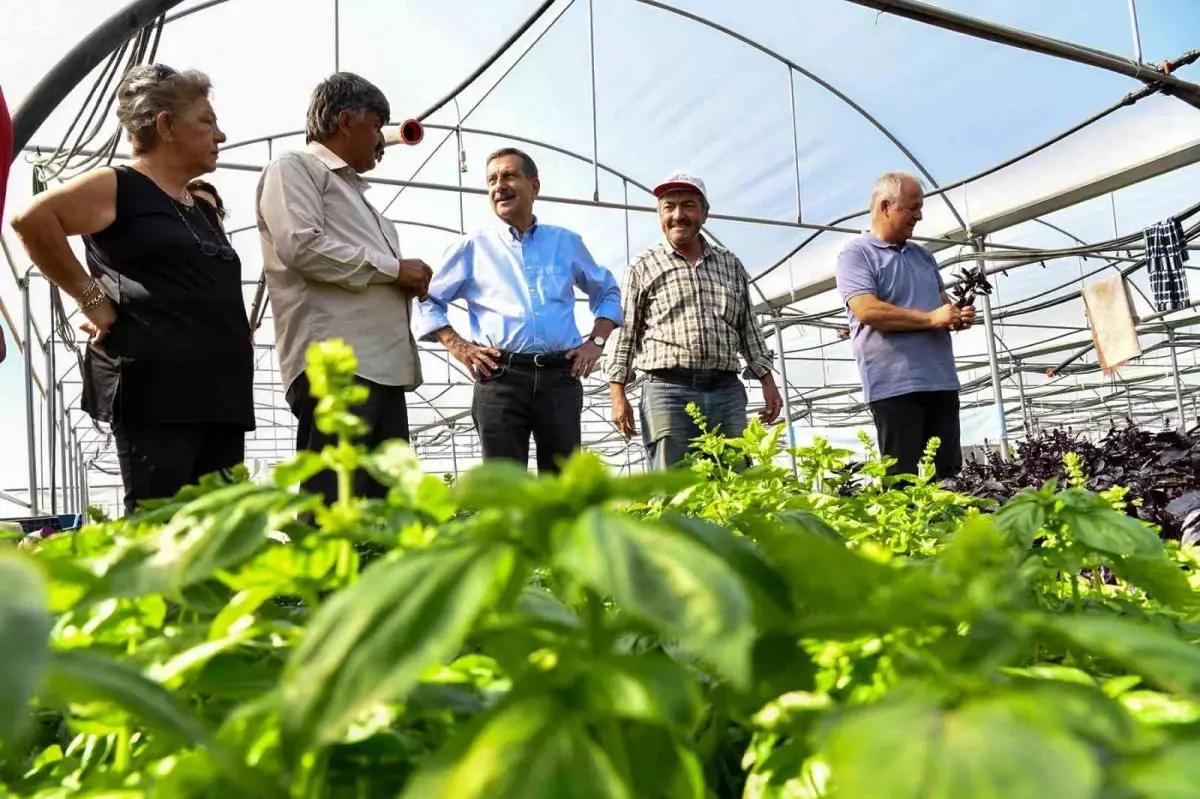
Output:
[414,147,622,474]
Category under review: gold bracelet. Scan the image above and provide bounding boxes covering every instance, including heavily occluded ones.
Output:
[77,280,107,313]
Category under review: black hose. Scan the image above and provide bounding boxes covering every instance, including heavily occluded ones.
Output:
[414,0,556,122]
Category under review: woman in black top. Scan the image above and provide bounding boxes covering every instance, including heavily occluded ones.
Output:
[11,64,254,516]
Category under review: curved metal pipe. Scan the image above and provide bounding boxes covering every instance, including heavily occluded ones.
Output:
[635,0,967,232]
[842,0,1200,108]
[10,0,186,156]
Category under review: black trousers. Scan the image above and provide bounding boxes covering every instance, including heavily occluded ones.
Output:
[471,353,583,475]
[868,390,962,480]
[286,373,410,504]
[113,421,245,516]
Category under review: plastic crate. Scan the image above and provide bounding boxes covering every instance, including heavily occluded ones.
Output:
[0,513,83,535]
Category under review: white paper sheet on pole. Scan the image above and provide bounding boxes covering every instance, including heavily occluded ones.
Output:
[1081,275,1141,376]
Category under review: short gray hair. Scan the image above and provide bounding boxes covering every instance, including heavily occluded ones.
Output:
[870,171,923,214]
[305,72,390,144]
[486,147,538,180]
[115,64,213,154]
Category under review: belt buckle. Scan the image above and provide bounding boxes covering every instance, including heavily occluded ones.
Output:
[533,353,546,368]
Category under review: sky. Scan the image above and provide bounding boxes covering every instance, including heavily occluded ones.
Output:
[1,0,1199,515]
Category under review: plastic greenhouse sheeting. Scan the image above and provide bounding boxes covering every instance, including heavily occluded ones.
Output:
[2,0,1199,515]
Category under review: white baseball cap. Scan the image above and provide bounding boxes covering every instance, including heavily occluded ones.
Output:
[652,171,707,201]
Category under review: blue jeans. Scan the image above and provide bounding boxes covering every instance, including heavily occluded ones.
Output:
[639,372,748,470]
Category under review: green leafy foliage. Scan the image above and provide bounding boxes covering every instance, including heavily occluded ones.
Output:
[3,339,1200,798]
[0,554,52,749]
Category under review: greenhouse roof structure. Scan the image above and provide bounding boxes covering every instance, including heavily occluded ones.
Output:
[2,0,1200,517]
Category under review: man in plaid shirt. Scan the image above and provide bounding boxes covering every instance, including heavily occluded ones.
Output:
[606,171,782,469]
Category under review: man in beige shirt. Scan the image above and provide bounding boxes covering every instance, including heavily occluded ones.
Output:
[257,72,431,503]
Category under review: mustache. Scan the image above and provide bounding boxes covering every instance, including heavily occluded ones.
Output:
[493,188,516,202]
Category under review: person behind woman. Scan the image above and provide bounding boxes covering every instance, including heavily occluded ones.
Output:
[186,178,226,231]
[11,64,254,515]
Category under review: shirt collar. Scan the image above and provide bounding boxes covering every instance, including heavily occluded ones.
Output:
[307,142,348,170]
[505,215,539,241]
[306,142,367,187]
[665,235,711,262]
[865,232,908,251]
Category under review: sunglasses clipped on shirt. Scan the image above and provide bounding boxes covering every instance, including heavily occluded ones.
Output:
[169,198,237,261]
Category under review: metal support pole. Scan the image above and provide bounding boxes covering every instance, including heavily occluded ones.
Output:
[72,431,81,513]
[1126,0,1143,63]
[79,444,90,511]
[45,292,57,515]
[64,433,74,513]
[1013,359,1030,435]
[587,0,599,201]
[70,430,80,513]
[454,97,466,234]
[60,385,69,509]
[837,0,1200,108]
[623,180,631,265]
[787,66,802,223]
[773,321,797,476]
[21,275,39,515]
[1168,327,1186,428]
[60,395,72,512]
[449,426,459,479]
[975,239,1009,459]
[1125,383,1134,423]
[333,0,340,71]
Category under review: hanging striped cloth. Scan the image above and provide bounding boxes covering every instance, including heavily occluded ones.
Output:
[1144,218,1190,312]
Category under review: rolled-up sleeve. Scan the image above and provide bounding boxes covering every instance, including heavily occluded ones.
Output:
[570,233,623,326]
[735,259,774,380]
[605,261,642,384]
[414,238,471,341]
[258,155,400,290]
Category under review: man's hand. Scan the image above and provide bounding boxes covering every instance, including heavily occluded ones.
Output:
[395,258,433,300]
[80,297,117,344]
[928,303,962,330]
[953,305,977,331]
[565,339,604,379]
[611,385,636,438]
[759,373,783,424]
[446,334,501,380]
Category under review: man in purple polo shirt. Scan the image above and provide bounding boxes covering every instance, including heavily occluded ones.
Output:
[835,171,976,479]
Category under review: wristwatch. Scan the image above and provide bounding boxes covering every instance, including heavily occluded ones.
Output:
[589,335,607,348]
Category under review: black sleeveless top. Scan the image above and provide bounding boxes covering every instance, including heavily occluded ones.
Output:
[80,165,255,430]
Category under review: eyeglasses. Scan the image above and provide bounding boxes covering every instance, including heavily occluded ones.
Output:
[151,63,179,80]
[169,198,238,261]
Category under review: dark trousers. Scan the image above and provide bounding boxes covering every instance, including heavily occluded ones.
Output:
[286,373,410,504]
[639,370,748,470]
[868,389,962,480]
[113,422,245,516]
[471,353,583,474]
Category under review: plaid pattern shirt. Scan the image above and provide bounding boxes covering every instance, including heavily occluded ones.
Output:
[605,239,774,384]
[1145,219,1190,312]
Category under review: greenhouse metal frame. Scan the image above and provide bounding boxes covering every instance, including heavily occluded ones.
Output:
[3,0,1200,518]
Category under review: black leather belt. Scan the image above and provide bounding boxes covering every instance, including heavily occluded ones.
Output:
[500,351,571,368]
[648,367,739,390]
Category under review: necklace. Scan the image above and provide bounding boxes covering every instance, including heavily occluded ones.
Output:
[168,197,236,261]
[137,160,193,207]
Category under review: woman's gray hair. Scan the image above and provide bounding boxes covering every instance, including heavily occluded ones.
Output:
[305,72,391,144]
[115,64,213,154]
[870,171,923,214]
